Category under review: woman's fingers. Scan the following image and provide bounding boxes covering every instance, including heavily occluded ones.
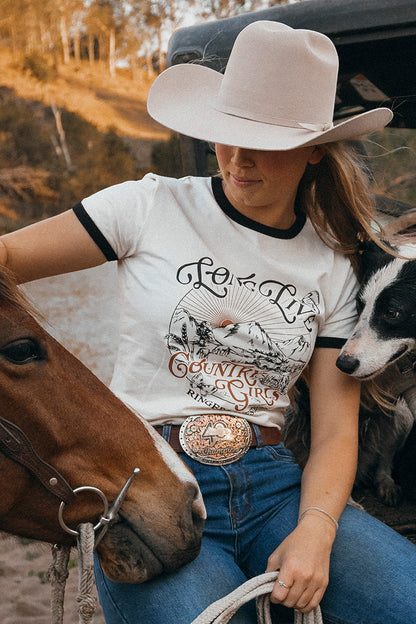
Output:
[271,572,326,612]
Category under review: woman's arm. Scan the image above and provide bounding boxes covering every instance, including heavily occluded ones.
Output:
[266,347,360,612]
[0,209,107,283]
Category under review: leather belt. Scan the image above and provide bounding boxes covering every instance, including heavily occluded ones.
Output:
[155,414,282,465]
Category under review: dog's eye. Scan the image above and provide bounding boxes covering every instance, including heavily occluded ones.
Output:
[383,308,401,321]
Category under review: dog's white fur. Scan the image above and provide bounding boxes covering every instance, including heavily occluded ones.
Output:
[285,240,416,505]
[339,244,416,379]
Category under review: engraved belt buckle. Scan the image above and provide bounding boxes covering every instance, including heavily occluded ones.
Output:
[179,414,252,465]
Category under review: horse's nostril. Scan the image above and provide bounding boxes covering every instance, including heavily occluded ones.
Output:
[336,353,360,375]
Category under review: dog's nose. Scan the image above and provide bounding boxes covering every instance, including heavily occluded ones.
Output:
[336,353,360,375]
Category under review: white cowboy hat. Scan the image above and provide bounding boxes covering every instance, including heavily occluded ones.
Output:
[147,20,393,151]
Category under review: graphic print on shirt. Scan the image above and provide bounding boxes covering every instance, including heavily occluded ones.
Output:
[166,256,320,415]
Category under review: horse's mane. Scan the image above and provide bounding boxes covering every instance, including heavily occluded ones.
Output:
[0,267,34,313]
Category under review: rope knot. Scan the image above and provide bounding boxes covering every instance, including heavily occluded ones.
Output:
[77,593,98,620]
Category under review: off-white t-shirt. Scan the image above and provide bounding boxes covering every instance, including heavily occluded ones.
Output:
[74,174,358,428]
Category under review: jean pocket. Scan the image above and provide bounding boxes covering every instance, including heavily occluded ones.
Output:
[263,443,298,463]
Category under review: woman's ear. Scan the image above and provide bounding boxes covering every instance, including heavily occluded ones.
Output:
[308,146,325,165]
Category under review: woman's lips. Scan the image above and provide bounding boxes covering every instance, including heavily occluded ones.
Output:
[230,174,260,188]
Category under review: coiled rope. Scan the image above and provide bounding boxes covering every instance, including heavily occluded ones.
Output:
[190,571,323,624]
[48,537,322,624]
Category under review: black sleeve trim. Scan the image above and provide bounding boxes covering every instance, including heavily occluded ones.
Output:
[72,202,118,261]
[315,337,347,349]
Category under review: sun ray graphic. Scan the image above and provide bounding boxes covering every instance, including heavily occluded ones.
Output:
[176,284,305,341]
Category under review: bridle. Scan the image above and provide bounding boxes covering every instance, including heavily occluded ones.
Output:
[0,415,141,623]
[0,415,140,543]
[0,416,75,503]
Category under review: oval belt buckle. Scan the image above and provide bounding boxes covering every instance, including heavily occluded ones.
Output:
[179,414,252,465]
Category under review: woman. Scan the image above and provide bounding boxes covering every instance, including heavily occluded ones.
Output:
[1,21,415,624]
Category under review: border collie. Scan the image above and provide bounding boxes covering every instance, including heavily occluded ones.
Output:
[284,240,416,505]
[337,242,416,380]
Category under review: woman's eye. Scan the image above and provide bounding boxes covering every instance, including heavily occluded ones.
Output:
[0,339,43,364]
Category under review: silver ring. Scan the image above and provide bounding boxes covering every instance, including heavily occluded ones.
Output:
[58,486,109,537]
[278,580,291,589]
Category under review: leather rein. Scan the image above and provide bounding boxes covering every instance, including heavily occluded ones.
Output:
[0,415,139,543]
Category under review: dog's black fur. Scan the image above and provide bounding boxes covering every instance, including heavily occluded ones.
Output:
[283,241,416,505]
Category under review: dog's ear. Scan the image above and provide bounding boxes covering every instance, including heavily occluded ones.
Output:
[359,240,395,279]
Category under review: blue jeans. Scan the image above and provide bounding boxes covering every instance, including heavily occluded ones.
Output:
[95,443,416,624]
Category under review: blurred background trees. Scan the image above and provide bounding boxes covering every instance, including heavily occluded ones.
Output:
[0,0,415,232]
[0,0,281,78]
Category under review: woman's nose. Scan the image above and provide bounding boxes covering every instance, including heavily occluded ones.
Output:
[231,148,254,167]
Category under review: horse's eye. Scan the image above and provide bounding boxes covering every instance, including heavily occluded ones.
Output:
[0,339,43,364]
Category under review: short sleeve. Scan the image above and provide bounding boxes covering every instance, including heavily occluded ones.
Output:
[73,174,160,260]
[316,259,359,348]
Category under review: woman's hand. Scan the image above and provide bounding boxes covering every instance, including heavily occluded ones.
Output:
[265,514,336,613]
[265,348,359,613]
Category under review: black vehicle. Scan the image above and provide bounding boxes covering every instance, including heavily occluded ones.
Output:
[166,0,416,216]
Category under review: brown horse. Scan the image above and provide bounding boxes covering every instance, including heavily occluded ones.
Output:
[0,267,205,583]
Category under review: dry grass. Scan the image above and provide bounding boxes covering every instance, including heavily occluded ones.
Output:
[0,47,173,230]
[0,47,169,142]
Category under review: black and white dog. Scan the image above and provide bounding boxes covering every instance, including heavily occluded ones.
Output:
[337,241,416,379]
[284,239,416,505]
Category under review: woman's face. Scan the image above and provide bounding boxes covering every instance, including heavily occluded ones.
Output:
[215,144,323,228]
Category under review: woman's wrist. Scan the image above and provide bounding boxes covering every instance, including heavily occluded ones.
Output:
[294,513,336,553]
[298,506,339,534]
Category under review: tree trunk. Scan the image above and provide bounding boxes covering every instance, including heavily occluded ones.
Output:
[130,53,139,82]
[146,51,155,79]
[73,31,81,64]
[108,27,116,77]
[51,100,72,171]
[59,14,70,64]
[88,33,95,66]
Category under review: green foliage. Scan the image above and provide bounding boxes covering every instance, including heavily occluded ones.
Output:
[151,133,183,177]
[0,92,142,226]
[59,110,100,160]
[28,568,47,584]
[23,51,53,83]
[62,126,139,201]
[0,99,55,167]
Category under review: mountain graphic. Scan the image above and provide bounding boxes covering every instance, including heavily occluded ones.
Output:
[219,321,275,351]
[279,335,309,358]
[167,308,308,374]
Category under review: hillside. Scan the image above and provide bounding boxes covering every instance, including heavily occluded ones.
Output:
[0,47,171,232]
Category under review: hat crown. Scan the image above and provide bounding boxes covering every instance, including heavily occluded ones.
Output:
[217,21,339,130]
[147,20,392,151]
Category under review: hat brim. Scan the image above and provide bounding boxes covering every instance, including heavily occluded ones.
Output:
[147,64,393,151]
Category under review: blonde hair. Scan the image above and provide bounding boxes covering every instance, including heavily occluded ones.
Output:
[297,141,387,278]
[298,141,399,412]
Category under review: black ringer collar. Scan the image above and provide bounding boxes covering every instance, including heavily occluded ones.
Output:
[211,176,306,240]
